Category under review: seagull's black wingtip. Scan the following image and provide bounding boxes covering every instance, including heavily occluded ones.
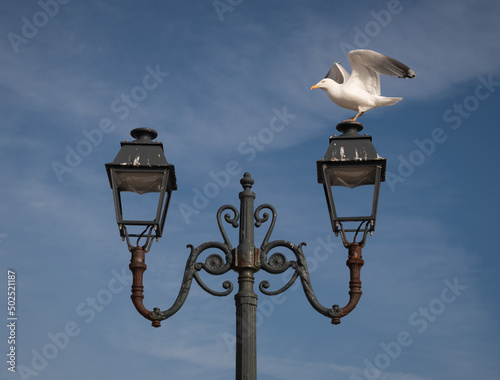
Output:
[403,69,417,79]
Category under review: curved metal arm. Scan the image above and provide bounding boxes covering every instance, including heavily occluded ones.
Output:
[129,247,156,324]
[259,240,334,318]
[128,204,237,328]
[129,245,201,328]
[130,242,235,328]
[330,243,364,324]
[256,205,365,325]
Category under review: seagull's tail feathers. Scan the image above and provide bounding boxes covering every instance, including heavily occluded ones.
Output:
[378,96,402,107]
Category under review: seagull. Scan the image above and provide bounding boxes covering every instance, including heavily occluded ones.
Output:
[311,49,416,122]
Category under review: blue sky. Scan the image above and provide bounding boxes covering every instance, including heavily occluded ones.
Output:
[1,0,499,379]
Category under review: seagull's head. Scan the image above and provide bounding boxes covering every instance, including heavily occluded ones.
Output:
[310,78,336,91]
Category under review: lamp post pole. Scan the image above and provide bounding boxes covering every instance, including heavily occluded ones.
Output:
[234,174,258,379]
[235,266,257,379]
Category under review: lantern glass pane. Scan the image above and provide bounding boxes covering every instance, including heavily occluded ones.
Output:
[119,191,163,223]
[115,171,165,194]
[328,184,375,223]
[325,166,377,189]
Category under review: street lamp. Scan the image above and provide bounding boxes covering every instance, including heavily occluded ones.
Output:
[105,123,385,379]
[316,121,386,323]
[317,121,386,245]
[105,127,177,247]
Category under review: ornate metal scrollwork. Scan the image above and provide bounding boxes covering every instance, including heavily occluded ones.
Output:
[255,204,305,296]
[204,254,225,272]
[217,204,239,248]
[136,204,240,327]
[130,174,365,329]
[268,252,287,270]
[255,203,360,325]
[254,204,276,248]
[190,241,234,297]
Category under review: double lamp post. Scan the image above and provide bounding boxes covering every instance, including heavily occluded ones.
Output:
[105,121,386,379]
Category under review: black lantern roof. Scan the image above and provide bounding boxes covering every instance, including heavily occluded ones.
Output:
[317,121,386,186]
[105,127,177,192]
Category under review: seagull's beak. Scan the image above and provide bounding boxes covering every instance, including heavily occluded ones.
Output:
[310,84,319,90]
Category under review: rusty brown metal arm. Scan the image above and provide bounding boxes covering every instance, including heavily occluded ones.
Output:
[129,244,204,328]
[129,247,161,327]
[295,243,364,325]
[329,243,364,325]
[128,232,235,328]
[129,245,213,328]
[126,205,239,328]
[253,204,366,326]
[257,238,364,325]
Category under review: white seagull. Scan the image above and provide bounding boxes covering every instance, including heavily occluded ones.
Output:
[311,49,416,122]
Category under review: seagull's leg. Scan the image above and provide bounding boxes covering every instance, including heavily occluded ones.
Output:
[352,111,364,122]
[344,114,357,122]
[344,111,364,122]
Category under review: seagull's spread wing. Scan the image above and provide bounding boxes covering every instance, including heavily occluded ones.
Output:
[325,62,350,84]
[347,49,416,95]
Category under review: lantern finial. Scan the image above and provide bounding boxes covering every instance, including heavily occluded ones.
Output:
[131,128,158,141]
[336,121,363,135]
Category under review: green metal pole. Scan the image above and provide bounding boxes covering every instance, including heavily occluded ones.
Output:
[234,173,258,380]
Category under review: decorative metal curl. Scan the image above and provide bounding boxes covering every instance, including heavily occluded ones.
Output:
[194,274,234,297]
[217,204,239,250]
[254,204,276,248]
[143,207,240,327]
[255,207,356,325]
[259,271,299,296]
[260,243,297,274]
[258,240,303,296]
[193,242,232,275]
[203,254,225,272]
[190,241,233,296]
[268,252,288,271]
[254,206,304,296]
